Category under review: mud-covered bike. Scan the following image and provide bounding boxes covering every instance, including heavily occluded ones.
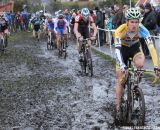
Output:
[116,58,160,126]
[47,31,56,50]
[79,38,93,77]
[58,33,67,59]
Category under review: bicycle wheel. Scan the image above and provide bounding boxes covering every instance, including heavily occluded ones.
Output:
[118,88,128,126]
[86,50,93,77]
[124,75,133,125]
[80,52,86,75]
[47,37,50,50]
[47,42,49,50]
[131,87,145,126]
[0,38,5,53]
[4,35,8,48]
[114,98,127,126]
[61,39,67,59]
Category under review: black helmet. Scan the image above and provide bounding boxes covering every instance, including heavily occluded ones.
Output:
[58,14,64,19]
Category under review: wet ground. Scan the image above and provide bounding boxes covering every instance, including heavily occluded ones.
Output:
[0,32,160,130]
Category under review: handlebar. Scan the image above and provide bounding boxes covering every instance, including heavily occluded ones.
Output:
[127,68,160,84]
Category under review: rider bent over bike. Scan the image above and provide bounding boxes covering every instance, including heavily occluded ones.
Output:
[74,8,97,62]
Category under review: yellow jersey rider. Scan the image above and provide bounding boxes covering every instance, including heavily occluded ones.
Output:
[114,8,159,117]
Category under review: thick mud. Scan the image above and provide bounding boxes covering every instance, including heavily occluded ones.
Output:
[0,32,160,130]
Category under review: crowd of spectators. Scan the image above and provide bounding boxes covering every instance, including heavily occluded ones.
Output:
[91,3,160,58]
[3,2,160,58]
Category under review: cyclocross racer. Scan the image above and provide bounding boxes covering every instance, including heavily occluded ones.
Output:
[114,8,159,118]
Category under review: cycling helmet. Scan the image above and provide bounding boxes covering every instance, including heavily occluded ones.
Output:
[81,8,90,19]
[125,8,141,20]
[58,14,64,19]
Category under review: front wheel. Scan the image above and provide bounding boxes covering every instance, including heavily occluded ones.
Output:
[131,87,145,126]
[87,58,93,77]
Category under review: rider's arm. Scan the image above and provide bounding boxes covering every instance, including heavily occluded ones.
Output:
[89,16,97,37]
[115,37,125,67]
[74,22,81,38]
[140,24,159,68]
[91,22,97,37]
[145,37,158,67]
[54,19,58,33]
[74,16,81,38]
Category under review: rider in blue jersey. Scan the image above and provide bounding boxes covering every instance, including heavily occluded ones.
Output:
[55,14,68,51]
[46,15,56,44]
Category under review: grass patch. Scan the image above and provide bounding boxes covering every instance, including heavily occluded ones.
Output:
[9,32,32,43]
[92,48,116,65]
[143,73,160,85]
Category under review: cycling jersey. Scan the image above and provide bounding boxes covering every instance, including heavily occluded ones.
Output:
[57,20,66,29]
[47,20,54,31]
[75,15,94,28]
[55,18,67,35]
[115,23,158,69]
[75,15,94,38]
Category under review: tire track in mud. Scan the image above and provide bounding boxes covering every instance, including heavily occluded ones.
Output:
[0,32,160,130]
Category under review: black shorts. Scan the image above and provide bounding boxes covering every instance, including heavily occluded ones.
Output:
[121,43,143,65]
[78,27,89,39]
[0,25,7,32]
[34,24,40,32]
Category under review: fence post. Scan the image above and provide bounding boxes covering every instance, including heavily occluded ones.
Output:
[97,27,100,49]
[108,31,113,56]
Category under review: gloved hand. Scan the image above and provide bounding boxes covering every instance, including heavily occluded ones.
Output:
[120,64,126,72]
[78,36,83,42]
[154,67,159,76]
[90,36,96,41]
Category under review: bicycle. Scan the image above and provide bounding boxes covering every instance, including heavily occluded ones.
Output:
[58,33,67,59]
[79,38,93,77]
[47,31,56,50]
[116,58,160,126]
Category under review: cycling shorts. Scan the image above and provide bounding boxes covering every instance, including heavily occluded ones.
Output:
[116,42,144,72]
[78,27,89,39]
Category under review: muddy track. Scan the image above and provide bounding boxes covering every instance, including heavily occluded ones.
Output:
[0,32,160,130]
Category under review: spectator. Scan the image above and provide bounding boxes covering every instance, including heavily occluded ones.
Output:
[142,3,157,35]
[95,6,105,46]
[141,3,157,57]
[155,4,160,34]
[15,11,22,32]
[112,5,123,29]
[121,5,129,24]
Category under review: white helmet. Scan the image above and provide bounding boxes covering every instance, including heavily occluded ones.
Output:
[125,8,141,20]
[81,8,90,19]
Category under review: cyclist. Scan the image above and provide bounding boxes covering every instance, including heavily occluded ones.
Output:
[55,14,68,51]
[114,8,159,119]
[0,13,9,48]
[74,8,97,62]
[31,12,42,41]
[46,15,56,45]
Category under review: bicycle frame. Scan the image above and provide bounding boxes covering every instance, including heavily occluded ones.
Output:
[79,38,93,76]
[122,58,159,125]
[58,33,67,58]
